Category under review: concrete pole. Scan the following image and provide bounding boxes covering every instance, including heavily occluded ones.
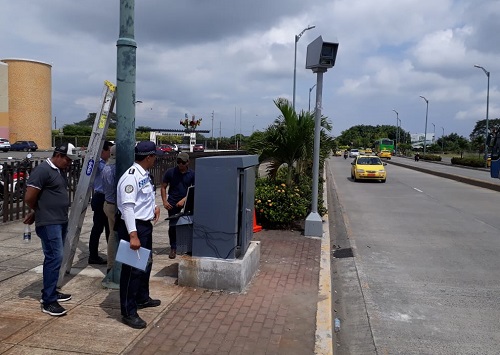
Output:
[304,68,326,237]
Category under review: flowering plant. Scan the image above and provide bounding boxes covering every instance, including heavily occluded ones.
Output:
[180,115,202,130]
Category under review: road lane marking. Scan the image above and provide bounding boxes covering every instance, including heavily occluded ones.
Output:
[413,188,423,193]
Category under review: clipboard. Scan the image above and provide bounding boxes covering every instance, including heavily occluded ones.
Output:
[116,240,151,271]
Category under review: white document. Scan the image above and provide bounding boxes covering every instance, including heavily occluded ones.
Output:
[116,240,151,271]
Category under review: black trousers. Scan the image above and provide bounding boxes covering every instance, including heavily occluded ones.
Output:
[89,192,110,258]
[118,218,153,317]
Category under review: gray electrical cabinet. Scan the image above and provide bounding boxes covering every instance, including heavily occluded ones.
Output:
[192,155,259,259]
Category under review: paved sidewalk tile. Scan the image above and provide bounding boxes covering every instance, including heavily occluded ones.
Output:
[127,230,321,355]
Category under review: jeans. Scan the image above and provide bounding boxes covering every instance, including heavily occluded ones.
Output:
[35,223,68,304]
[168,206,182,249]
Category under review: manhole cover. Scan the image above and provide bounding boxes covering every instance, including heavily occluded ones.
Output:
[333,247,353,258]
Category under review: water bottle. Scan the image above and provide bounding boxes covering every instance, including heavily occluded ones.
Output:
[334,318,340,333]
[23,224,32,243]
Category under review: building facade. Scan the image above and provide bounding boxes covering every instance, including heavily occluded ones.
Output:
[0,58,52,150]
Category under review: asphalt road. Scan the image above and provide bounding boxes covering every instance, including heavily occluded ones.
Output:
[328,156,500,355]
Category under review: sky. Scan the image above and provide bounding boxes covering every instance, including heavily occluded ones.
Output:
[1,0,499,140]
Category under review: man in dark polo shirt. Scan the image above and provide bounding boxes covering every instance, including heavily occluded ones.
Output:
[24,143,78,316]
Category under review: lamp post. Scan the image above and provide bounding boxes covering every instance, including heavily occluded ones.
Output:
[474,64,490,166]
[392,109,399,154]
[293,25,315,111]
[308,84,317,112]
[441,126,445,154]
[398,117,402,144]
[419,96,429,156]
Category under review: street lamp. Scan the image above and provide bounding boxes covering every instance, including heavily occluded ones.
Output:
[308,84,317,112]
[419,96,429,156]
[474,64,490,166]
[293,25,315,111]
[441,126,445,154]
[392,109,399,154]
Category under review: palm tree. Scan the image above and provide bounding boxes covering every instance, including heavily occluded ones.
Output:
[256,98,333,186]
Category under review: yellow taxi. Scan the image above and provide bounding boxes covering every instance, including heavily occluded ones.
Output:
[378,149,392,159]
[365,148,373,155]
[351,155,387,183]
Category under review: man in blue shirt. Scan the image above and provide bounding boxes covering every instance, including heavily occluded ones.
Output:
[160,152,195,259]
[88,141,114,264]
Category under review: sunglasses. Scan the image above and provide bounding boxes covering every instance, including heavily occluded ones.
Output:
[177,160,188,165]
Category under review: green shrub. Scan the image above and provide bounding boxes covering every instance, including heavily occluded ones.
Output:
[451,157,485,167]
[421,154,442,161]
[254,169,327,229]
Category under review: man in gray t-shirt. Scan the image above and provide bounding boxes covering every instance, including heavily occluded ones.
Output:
[24,144,78,317]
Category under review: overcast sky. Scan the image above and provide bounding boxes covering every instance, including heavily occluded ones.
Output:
[1,0,499,139]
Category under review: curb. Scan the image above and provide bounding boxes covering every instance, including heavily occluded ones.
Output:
[314,165,333,354]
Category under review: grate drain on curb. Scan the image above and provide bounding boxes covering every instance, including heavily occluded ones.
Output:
[333,247,354,258]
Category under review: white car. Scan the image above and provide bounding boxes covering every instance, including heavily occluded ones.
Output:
[349,149,359,158]
[0,138,11,152]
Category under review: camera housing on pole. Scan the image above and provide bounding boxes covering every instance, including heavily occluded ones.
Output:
[304,36,339,237]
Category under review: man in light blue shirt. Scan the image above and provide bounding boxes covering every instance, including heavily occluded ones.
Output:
[88,141,114,264]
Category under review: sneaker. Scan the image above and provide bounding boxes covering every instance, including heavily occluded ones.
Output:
[40,291,72,304]
[41,301,67,316]
[169,249,176,259]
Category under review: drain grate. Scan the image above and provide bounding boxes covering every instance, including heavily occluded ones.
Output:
[333,247,354,258]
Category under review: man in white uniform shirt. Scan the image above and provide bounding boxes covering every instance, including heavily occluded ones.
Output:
[116,141,161,329]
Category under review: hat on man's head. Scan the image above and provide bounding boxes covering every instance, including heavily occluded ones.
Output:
[103,141,114,151]
[177,152,189,162]
[107,145,117,164]
[135,141,158,156]
[54,143,78,160]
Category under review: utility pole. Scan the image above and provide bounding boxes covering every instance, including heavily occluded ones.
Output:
[211,110,214,140]
[54,116,57,130]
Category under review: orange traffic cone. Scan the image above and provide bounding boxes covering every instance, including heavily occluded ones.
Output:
[253,209,262,233]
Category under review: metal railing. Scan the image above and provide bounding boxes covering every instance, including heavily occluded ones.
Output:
[0,150,246,223]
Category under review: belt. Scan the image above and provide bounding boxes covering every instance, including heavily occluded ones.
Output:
[136,219,152,226]
[105,201,115,205]
[94,191,105,195]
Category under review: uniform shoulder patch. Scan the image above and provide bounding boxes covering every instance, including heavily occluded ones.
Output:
[128,168,135,174]
[125,185,134,193]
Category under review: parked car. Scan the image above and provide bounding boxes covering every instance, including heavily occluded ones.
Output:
[0,138,11,152]
[158,144,174,153]
[350,155,387,182]
[193,144,205,152]
[10,140,38,152]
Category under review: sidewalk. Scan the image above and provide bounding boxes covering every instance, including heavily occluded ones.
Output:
[0,193,330,354]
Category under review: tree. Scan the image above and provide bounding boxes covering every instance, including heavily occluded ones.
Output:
[250,98,333,186]
[470,118,500,142]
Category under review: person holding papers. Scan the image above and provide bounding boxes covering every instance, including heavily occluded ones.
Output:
[116,141,161,329]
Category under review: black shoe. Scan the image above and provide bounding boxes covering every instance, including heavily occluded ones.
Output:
[122,315,147,329]
[88,256,107,265]
[40,291,72,304]
[137,297,161,309]
[169,249,176,259]
[41,301,67,316]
